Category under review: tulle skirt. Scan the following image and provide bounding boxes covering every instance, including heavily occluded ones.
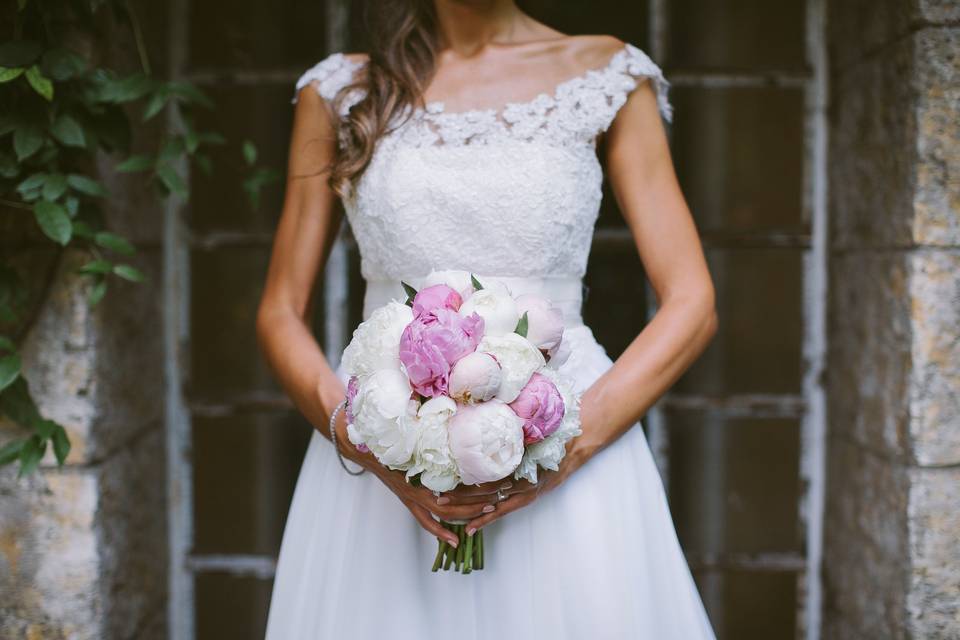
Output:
[264,318,716,639]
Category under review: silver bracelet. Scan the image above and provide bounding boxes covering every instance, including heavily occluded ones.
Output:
[328,398,366,476]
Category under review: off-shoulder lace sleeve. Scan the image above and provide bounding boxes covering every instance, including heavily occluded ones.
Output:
[291,52,367,117]
[592,43,673,133]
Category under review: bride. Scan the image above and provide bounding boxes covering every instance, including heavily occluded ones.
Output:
[256,0,718,638]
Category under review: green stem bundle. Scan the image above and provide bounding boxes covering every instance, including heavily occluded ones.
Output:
[430,521,484,573]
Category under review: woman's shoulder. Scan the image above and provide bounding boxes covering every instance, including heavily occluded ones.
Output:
[291,52,369,105]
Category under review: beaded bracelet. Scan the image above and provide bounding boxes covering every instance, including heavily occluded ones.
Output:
[328,398,366,476]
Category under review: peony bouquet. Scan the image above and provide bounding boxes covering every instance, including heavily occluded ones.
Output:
[341,269,582,573]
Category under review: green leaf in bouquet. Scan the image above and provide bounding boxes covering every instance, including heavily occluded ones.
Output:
[401,281,418,307]
[515,311,529,338]
[408,474,422,487]
[470,273,483,290]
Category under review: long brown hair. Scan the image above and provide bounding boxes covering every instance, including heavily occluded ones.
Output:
[328,1,441,199]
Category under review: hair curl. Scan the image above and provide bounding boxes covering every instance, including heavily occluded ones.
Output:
[327,1,441,199]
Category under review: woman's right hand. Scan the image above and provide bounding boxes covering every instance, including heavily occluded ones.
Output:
[333,411,500,548]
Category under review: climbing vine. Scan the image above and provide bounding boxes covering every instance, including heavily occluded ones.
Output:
[0,0,278,475]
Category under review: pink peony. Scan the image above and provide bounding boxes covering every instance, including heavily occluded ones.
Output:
[508,372,565,444]
[515,293,564,352]
[399,308,484,398]
[412,284,462,319]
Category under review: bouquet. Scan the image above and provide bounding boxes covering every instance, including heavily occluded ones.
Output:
[341,269,582,573]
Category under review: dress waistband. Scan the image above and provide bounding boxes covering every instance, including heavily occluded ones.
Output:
[362,274,586,329]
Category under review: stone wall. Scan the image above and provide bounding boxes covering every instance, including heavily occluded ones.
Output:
[824,0,960,638]
[0,5,170,639]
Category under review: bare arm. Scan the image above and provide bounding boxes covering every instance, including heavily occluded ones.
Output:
[255,82,348,432]
[572,77,718,466]
[256,80,494,545]
[461,74,718,533]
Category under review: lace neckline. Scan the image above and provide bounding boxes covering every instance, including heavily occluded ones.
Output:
[413,42,637,119]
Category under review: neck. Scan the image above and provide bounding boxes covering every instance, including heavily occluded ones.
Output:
[432,0,526,55]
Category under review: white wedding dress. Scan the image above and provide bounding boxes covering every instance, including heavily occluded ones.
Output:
[265,42,716,639]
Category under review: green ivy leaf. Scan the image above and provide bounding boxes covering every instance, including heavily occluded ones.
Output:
[79,259,112,275]
[0,336,14,352]
[0,66,25,83]
[166,81,214,108]
[33,200,72,245]
[194,153,212,176]
[156,164,187,197]
[67,174,107,197]
[64,196,79,218]
[514,311,529,338]
[470,274,484,291]
[103,72,152,103]
[13,125,44,161]
[17,435,45,477]
[40,48,87,81]
[0,377,42,428]
[25,65,53,101]
[42,173,68,200]
[88,279,107,305]
[113,264,145,283]
[51,114,86,147]
[16,172,47,194]
[52,424,70,464]
[242,140,257,166]
[0,353,21,392]
[34,418,56,439]
[115,154,154,173]
[94,231,135,255]
[141,91,168,121]
[0,440,23,466]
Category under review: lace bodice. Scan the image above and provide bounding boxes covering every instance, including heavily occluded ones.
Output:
[291,43,673,283]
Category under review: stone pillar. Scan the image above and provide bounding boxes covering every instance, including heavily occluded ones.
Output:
[824,1,960,638]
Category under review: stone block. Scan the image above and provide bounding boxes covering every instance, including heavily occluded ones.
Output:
[827,251,912,457]
[829,34,918,248]
[913,27,960,246]
[0,469,102,639]
[823,438,910,639]
[909,250,960,466]
[906,466,960,636]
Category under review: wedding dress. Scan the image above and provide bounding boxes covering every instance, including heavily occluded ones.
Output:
[265,42,716,639]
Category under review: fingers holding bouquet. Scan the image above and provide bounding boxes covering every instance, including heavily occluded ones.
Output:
[338,270,584,572]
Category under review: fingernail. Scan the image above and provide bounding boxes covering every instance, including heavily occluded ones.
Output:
[436,496,450,505]
[500,482,512,490]
[482,504,496,513]
[449,538,458,548]
[466,527,476,536]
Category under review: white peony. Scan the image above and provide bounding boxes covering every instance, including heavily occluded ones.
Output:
[513,367,583,483]
[405,396,460,492]
[448,400,525,484]
[346,369,418,469]
[478,332,546,402]
[458,288,519,337]
[545,337,572,369]
[448,351,502,403]
[341,301,414,376]
[421,269,475,301]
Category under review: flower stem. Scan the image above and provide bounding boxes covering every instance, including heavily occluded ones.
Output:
[455,525,465,571]
[463,530,474,574]
[431,537,447,572]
